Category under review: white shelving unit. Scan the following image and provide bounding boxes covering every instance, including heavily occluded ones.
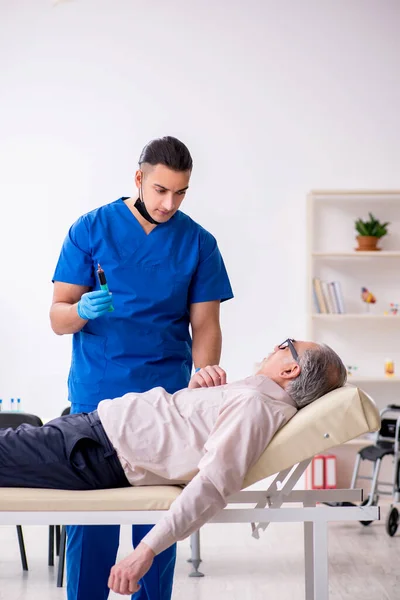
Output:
[307,190,400,409]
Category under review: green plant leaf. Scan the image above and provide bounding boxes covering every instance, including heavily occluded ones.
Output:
[355,214,389,237]
[356,222,369,236]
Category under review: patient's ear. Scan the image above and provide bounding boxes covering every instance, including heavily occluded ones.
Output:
[280,363,301,380]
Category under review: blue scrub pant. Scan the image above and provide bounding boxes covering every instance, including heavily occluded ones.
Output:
[67,403,177,600]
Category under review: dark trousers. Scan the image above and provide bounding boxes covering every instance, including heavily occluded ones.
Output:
[0,411,130,491]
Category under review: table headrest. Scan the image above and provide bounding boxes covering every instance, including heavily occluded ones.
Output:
[243,385,380,488]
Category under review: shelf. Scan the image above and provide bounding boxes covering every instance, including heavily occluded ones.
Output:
[344,437,374,447]
[310,190,400,201]
[312,251,400,258]
[311,314,400,320]
[308,190,400,392]
[347,377,400,384]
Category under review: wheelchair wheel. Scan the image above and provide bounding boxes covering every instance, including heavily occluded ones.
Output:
[386,507,399,537]
[359,498,375,526]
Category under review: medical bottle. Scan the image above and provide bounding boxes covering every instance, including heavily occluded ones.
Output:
[385,359,395,377]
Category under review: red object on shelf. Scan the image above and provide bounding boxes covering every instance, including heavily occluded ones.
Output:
[324,454,337,489]
[305,455,325,489]
[305,454,337,490]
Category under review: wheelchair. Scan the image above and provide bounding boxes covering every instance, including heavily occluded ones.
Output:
[349,404,400,536]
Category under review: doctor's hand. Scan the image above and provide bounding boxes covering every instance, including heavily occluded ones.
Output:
[188,365,227,389]
[76,290,113,320]
[108,542,155,596]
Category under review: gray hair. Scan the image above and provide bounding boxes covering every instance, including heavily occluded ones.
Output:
[286,343,347,408]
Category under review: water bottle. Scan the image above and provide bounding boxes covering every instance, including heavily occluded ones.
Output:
[17,398,21,412]
[0,399,2,412]
[10,398,15,411]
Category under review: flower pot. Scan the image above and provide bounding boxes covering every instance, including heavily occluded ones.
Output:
[355,236,380,251]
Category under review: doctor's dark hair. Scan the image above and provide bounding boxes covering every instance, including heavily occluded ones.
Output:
[287,344,347,409]
[139,136,193,172]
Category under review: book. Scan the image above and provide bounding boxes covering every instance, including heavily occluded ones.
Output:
[324,455,337,489]
[312,284,321,313]
[328,282,339,313]
[313,278,327,313]
[305,455,325,489]
[332,281,345,313]
[305,455,337,490]
[322,281,335,313]
[312,279,346,314]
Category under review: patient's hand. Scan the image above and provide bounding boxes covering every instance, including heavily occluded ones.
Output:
[108,542,154,595]
[189,365,227,389]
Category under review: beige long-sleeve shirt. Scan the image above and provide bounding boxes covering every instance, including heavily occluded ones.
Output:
[98,375,297,555]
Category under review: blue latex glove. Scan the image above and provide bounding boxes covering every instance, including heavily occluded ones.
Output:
[77,290,113,320]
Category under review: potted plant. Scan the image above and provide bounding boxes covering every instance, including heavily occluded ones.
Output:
[354,213,390,251]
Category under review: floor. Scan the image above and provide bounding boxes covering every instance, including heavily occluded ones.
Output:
[0,503,399,600]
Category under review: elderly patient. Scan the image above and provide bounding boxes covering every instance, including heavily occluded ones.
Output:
[0,339,346,595]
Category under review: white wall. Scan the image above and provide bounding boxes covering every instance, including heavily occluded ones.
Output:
[0,0,399,417]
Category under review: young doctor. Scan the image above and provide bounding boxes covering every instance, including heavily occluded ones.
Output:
[50,136,233,600]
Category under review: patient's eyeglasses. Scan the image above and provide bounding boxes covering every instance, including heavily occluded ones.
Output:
[278,339,299,362]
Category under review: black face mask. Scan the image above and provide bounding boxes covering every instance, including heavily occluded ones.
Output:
[134,180,162,225]
[134,197,161,225]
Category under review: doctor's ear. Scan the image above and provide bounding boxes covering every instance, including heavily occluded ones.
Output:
[134,169,143,188]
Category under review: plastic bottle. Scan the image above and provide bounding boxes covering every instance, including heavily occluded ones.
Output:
[385,359,395,377]
[10,398,15,411]
[0,399,2,412]
[17,398,21,412]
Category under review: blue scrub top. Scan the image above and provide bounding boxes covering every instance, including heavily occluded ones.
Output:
[53,198,233,407]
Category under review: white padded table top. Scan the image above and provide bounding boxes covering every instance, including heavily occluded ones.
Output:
[0,485,182,512]
[0,386,380,512]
